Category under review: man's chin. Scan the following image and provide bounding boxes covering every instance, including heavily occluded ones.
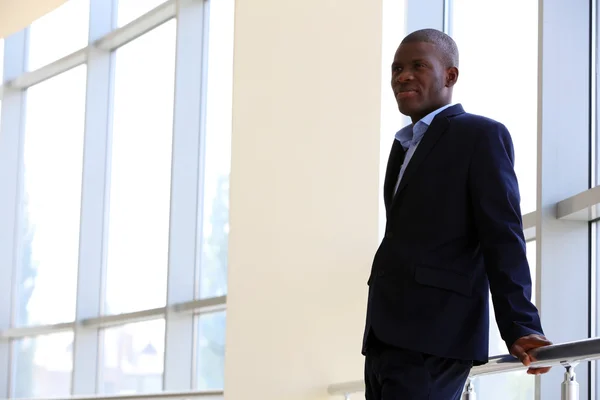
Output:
[397,104,420,118]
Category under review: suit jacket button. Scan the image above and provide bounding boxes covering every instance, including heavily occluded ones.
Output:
[385,231,393,238]
[378,270,385,277]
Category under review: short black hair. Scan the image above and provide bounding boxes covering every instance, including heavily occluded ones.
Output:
[401,28,459,68]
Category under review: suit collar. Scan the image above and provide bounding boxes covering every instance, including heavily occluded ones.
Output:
[431,103,464,120]
[395,103,462,148]
[419,103,456,126]
[391,103,465,202]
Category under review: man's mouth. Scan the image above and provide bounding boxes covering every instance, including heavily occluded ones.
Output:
[396,89,418,99]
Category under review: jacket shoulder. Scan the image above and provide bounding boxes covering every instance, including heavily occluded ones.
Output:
[452,112,505,129]
[449,112,511,142]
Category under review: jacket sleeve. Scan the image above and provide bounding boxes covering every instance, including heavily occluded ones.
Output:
[468,121,544,350]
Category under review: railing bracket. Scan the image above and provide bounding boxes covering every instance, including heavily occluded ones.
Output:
[561,364,579,400]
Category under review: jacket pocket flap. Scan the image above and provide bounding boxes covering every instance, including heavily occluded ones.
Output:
[414,265,472,297]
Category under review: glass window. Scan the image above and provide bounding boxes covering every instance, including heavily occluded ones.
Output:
[28,0,90,71]
[595,223,600,397]
[12,332,74,398]
[378,0,407,240]
[99,319,165,394]
[596,21,600,185]
[451,0,538,214]
[15,65,87,327]
[0,38,4,83]
[104,21,177,315]
[0,38,3,129]
[195,311,226,390]
[475,240,537,399]
[117,0,169,27]
[197,0,235,299]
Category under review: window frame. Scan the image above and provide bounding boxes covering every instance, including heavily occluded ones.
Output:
[0,0,229,396]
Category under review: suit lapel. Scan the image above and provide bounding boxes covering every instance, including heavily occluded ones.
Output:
[383,140,405,212]
[393,104,465,202]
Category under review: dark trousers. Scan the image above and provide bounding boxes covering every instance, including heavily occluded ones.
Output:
[364,332,472,400]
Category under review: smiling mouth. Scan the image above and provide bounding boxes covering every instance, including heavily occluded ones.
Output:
[396,90,418,98]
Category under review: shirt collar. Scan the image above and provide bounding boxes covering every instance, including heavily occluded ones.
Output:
[395,103,454,149]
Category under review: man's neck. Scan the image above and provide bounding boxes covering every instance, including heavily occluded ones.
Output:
[410,102,452,124]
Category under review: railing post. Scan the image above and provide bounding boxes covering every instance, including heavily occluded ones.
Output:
[561,364,579,400]
[462,378,477,400]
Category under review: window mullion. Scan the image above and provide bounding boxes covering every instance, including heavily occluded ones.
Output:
[0,30,28,399]
[71,0,117,395]
[163,0,209,391]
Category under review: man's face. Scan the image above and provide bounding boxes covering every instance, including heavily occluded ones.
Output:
[391,41,457,122]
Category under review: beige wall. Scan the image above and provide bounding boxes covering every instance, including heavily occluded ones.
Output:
[225,0,384,399]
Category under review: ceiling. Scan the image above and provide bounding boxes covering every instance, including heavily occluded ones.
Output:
[0,0,67,39]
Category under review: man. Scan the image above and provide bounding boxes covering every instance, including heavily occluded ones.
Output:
[362,28,551,399]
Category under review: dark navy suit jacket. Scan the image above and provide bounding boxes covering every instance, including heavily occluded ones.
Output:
[362,104,543,365]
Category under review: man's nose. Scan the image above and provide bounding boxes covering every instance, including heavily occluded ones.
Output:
[396,70,413,82]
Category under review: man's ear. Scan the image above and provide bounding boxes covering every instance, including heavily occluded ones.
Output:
[446,67,459,87]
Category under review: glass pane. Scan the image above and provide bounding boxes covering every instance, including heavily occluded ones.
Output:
[28,0,90,70]
[475,240,537,399]
[0,38,3,126]
[597,224,600,399]
[0,38,4,82]
[100,319,165,394]
[104,21,176,315]
[12,332,74,398]
[451,0,538,214]
[196,311,226,390]
[527,240,537,305]
[379,0,407,240]
[16,66,87,327]
[197,0,235,299]
[117,0,168,27]
[597,20,600,185]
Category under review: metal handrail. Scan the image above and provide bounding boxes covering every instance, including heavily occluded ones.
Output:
[327,337,600,398]
[472,337,600,376]
[0,391,224,400]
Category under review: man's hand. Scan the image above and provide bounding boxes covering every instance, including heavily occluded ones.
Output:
[509,334,553,375]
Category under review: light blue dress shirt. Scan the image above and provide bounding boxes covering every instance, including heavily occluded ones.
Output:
[393,103,454,194]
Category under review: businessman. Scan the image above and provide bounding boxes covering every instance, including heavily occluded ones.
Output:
[362,29,551,399]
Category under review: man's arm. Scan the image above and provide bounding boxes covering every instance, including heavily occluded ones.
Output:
[468,121,546,353]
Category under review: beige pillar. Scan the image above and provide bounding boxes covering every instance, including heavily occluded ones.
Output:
[225,0,384,399]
